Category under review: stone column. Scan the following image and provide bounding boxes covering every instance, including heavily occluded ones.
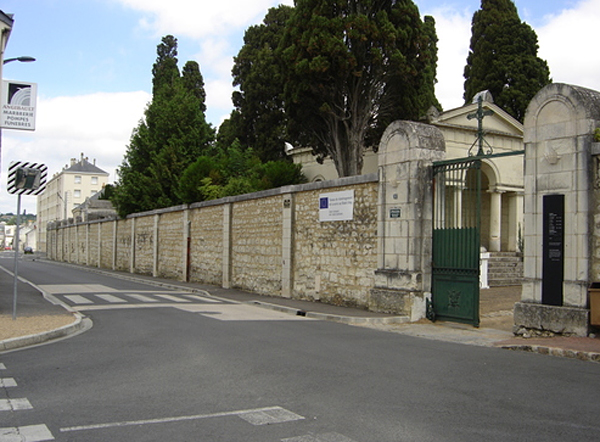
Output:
[507,193,523,252]
[130,218,136,273]
[488,189,503,252]
[152,214,159,277]
[281,194,294,298]
[371,121,445,319]
[112,219,118,271]
[222,203,232,289]
[452,186,463,228]
[515,83,600,337]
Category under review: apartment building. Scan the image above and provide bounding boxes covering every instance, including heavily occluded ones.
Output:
[37,153,109,252]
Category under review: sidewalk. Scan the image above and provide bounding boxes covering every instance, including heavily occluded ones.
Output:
[1,257,600,363]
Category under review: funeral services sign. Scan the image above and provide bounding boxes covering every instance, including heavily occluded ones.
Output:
[1,80,37,131]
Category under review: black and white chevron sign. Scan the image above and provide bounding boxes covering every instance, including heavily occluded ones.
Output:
[7,161,47,195]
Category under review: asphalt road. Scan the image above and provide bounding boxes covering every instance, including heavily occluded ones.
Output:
[1,260,599,442]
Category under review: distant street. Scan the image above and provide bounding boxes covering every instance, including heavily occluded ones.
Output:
[1,259,599,442]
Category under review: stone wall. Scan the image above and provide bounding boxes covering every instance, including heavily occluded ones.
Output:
[46,176,384,311]
[293,184,378,307]
[189,204,223,286]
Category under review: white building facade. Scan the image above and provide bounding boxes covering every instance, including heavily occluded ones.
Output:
[37,153,109,252]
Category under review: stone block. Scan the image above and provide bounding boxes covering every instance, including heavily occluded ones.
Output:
[513,302,589,336]
[369,287,409,315]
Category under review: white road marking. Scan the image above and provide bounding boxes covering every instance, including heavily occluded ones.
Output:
[38,284,117,294]
[0,398,33,411]
[0,424,54,441]
[0,363,5,370]
[178,304,314,321]
[238,407,305,425]
[182,294,220,303]
[64,295,93,305]
[124,294,159,303]
[95,294,127,303]
[0,378,17,388]
[282,433,358,442]
[154,294,191,303]
[60,406,304,433]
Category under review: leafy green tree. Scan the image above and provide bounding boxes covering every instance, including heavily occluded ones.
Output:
[112,35,214,217]
[279,0,440,177]
[232,5,293,162]
[463,0,551,122]
[176,140,306,204]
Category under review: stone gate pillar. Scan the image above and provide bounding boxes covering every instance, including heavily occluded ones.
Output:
[514,83,600,336]
[370,121,445,320]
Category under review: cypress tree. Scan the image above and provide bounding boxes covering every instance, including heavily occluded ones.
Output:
[113,36,214,217]
[463,0,550,122]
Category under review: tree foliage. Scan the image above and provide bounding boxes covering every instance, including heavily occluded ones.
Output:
[232,5,293,162]
[112,35,215,217]
[279,0,440,177]
[176,141,306,204]
[463,0,551,122]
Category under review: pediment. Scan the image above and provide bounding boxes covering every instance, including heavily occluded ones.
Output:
[431,102,523,137]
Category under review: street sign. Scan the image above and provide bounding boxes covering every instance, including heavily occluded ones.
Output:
[0,80,38,131]
[7,161,47,195]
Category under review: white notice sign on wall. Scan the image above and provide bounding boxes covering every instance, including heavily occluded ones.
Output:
[319,190,354,222]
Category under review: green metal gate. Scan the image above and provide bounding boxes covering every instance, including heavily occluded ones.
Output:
[432,157,482,326]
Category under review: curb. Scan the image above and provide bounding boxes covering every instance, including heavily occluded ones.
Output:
[0,315,91,353]
[249,301,410,325]
[500,344,600,363]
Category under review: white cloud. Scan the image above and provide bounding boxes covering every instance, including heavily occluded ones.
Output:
[118,0,294,39]
[428,7,473,111]
[537,0,600,92]
[0,91,150,214]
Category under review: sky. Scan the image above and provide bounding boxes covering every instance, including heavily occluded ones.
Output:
[0,0,598,215]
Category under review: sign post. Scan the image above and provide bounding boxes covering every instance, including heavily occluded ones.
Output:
[7,162,47,319]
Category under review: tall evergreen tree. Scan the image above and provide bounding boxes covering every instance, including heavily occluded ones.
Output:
[463,0,551,122]
[280,0,440,177]
[232,5,293,162]
[113,35,214,217]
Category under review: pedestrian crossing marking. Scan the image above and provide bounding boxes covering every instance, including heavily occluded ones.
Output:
[64,295,94,305]
[60,406,304,433]
[96,294,127,303]
[0,378,17,388]
[0,424,54,442]
[183,294,220,303]
[155,294,191,303]
[38,284,118,294]
[0,398,33,411]
[125,294,159,303]
[179,304,314,321]
[0,363,5,370]
[281,433,357,442]
[238,407,304,425]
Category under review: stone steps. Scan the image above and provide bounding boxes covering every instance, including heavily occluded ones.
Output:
[487,252,523,287]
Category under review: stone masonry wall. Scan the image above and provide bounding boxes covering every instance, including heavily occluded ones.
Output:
[133,215,155,276]
[294,183,378,308]
[100,221,114,269]
[47,175,380,311]
[189,204,224,286]
[231,195,283,296]
[115,219,131,272]
[157,211,184,280]
[89,223,99,267]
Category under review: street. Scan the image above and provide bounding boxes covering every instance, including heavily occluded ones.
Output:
[1,259,599,441]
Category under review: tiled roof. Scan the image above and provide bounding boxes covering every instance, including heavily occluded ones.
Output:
[64,159,108,175]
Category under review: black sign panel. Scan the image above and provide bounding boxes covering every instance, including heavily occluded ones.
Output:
[542,194,564,306]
